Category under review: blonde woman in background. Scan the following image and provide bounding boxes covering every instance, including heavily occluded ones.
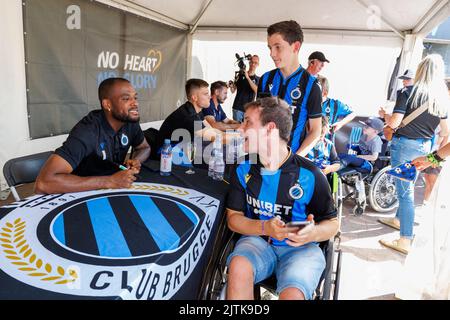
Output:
[379,54,449,254]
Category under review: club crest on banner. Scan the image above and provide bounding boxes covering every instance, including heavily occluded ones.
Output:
[0,183,219,300]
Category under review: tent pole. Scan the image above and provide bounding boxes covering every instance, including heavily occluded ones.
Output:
[190,0,214,35]
[413,0,450,35]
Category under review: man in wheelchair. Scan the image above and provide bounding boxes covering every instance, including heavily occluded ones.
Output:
[225,97,338,300]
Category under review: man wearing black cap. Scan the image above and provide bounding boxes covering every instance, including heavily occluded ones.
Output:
[306,51,330,78]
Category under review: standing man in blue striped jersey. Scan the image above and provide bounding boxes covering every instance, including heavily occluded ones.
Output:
[226,97,338,300]
[317,75,355,141]
[257,20,323,157]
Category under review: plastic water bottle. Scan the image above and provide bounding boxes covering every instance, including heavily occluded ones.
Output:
[213,134,225,180]
[213,150,225,181]
[160,139,172,176]
[208,148,216,178]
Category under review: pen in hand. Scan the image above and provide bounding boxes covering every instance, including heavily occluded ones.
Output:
[111,161,142,179]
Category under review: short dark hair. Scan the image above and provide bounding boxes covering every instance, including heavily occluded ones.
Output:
[185,78,209,99]
[267,20,304,44]
[210,81,228,95]
[98,77,130,105]
[245,97,293,142]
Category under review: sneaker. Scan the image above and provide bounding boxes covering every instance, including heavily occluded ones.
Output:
[379,238,411,255]
[378,217,400,230]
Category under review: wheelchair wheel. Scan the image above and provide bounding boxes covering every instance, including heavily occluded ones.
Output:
[206,233,236,300]
[368,166,398,213]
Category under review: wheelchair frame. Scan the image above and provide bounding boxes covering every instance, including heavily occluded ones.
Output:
[199,173,343,300]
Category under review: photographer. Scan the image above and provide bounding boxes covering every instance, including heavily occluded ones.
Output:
[229,54,260,122]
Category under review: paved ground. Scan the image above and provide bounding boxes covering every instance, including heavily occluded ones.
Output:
[337,176,426,300]
[0,177,428,300]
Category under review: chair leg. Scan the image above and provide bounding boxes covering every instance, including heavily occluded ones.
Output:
[10,186,21,201]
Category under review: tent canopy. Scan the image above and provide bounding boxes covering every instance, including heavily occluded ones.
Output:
[102,0,450,38]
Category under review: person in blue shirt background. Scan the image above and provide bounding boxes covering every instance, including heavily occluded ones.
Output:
[226,97,338,300]
[202,81,240,131]
[306,116,341,175]
[317,75,355,141]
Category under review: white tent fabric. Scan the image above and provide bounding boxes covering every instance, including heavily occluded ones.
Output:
[100,0,450,37]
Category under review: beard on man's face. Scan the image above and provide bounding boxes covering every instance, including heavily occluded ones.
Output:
[111,109,140,123]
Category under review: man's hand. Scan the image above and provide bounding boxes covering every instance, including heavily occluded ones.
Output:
[124,159,141,172]
[265,216,291,241]
[285,214,316,247]
[107,168,139,189]
[322,166,331,175]
[331,122,342,132]
[412,156,433,170]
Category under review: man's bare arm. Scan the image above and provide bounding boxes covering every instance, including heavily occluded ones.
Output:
[131,138,151,163]
[35,154,138,194]
[297,117,321,157]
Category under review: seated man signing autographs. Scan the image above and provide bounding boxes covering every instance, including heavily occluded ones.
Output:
[35,78,151,194]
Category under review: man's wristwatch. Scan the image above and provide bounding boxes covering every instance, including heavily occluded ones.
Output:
[432,150,445,162]
[427,150,445,167]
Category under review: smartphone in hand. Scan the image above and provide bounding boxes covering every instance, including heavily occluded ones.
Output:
[285,220,312,231]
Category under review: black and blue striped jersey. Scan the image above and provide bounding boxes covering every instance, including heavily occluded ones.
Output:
[322,98,353,141]
[306,138,340,168]
[322,98,353,126]
[257,66,323,153]
[227,151,336,246]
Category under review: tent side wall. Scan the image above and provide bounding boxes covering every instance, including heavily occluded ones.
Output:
[0,1,164,189]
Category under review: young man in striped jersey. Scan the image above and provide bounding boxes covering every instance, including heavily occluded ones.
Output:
[225,97,338,300]
[257,20,323,157]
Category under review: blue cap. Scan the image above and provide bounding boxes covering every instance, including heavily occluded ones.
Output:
[164,139,171,144]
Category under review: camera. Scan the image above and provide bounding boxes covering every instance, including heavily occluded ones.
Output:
[235,53,252,71]
[232,53,252,82]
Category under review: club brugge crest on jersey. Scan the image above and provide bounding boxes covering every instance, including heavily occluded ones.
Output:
[121,133,129,146]
[0,183,219,300]
[289,183,304,200]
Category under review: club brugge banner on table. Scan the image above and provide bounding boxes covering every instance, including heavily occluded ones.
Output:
[23,0,188,139]
[0,183,219,299]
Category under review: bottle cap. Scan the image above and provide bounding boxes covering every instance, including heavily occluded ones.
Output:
[164,139,171,144]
